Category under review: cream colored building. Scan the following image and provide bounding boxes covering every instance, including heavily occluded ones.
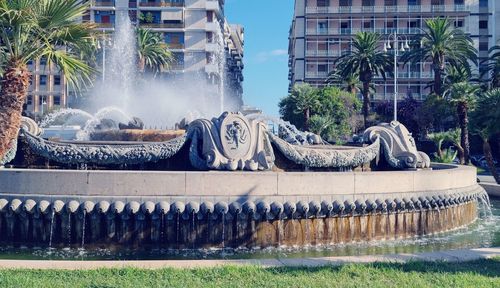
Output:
[289,0,499,102]
[25,0,244,115]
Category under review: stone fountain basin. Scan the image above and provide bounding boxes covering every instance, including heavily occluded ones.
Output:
[0,164,483,248]
[0,164,478,203]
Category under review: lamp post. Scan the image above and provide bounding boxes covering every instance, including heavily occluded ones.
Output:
[384,32,410,122]
[97,31,113,82]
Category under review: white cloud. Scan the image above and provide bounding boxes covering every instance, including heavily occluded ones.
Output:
[255,49,288,63]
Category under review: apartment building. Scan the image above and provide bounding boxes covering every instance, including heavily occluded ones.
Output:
[25,0,244,115]
[289,0,498,102]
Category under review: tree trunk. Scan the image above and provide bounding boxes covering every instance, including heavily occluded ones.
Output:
[456,145,465,165]
[304,108,310,131]
[362,81,370,129]
[457,102,471,165]
[483,137,500,184]
[0,60,31,160]
[433,67,442,96]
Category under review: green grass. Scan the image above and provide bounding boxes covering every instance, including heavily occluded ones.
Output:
[0,259,499,288]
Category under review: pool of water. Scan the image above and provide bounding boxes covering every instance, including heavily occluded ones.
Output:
[0,199,498,261]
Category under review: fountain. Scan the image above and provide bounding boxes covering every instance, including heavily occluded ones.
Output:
[0,10,493,259]
[0,112,490,252]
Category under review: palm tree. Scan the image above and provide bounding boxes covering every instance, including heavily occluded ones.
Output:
[470,89,500,184]
[481,45,500,89]
[327,71,361,95]
[334,32,392,128]
[444,82,481,165]
[0,0,95,160]
[402,18,477,96]
[290,83,320,131]
[136,28,173,75]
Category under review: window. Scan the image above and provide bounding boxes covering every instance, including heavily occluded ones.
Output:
[40,75,47,85]
[408,0,420,4]
[54,76,61,86]
[207,11,213,23]
[454,0,464,4]
[318,21,328,33]
[431,0,444,5]
[53,96,61,106]
[363,21,373,29]
[339,0,350,6]
[40,57,47,65]
[454,20,464,28]
[318,64,327,72]
[317,0,329,6]
[479,42,489,52]
[27,95,33,105]
[362,0,374,6]
[479,0,488,7]
[479,20,488,29]
[206,32,214,43]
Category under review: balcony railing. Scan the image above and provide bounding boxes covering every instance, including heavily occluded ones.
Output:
[92,1,115,7]
[306,26,426,36]
[305,5,470,14]
[94,22,114,28]
[305,71,328,78]
[139,1,184,7]
[305,50,342,57]
[140,22,184,28]
[167,43,184,49]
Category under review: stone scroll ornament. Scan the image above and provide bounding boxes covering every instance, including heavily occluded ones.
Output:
[1,117,41,167]
[187,112,275,171]
[363,121,431,169]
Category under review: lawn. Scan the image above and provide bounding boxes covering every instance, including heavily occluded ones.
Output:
[0,259,499,288]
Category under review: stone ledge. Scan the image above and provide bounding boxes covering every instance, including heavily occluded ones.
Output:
[0,247,497,270]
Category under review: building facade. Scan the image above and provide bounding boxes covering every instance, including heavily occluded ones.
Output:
[289,0,498,102]
[25,0,244,115]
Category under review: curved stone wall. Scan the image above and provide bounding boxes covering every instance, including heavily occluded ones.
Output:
[0,164,485,248]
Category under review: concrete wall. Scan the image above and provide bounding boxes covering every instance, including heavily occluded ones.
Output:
[0,164,478,203]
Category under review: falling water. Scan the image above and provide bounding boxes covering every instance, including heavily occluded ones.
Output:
[67,213,72,246]
[176,213,180,244]
[221,213,226,248]
[40,108,95,128]
[81,211,87,249]
[478,190,493,218]
[161,214,165,243]
[192,211,196,249]
[277,213,283,247]
[48,210,55,248]
[214,19,226,113]
[107,10,136,112]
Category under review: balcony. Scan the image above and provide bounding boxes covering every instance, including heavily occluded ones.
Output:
[140,22,184,29]
[206,0,220,13]
[305,5,470,14]
[92,1,115,7]
[139,1,184,8]
[305,50,341,57]
[167,43,184,49]
[94,22,114,29]
[205,22,219,32]
[206,43,219,52]
[305,71,328,78]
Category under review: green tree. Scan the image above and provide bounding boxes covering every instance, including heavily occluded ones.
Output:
[136,28,173,75]
[470,89,500,184]
[0,0,94,160]
[481,45,500,89]
[444,82,481,164]
[314,87,361,142]
[289,83,320,131]
[402,18,477,96]
[334,32,392,128]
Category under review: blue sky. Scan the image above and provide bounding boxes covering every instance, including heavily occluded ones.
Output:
[225,0,294,116]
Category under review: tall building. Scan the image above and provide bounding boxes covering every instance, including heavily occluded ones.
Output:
[289,0,498,102]
[24,0,244,115]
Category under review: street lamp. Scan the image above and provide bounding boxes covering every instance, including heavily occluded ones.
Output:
[97,31,113,82]
[384,32,410,122]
